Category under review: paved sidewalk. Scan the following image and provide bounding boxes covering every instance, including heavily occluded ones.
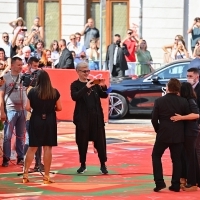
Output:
[0,121,199,200]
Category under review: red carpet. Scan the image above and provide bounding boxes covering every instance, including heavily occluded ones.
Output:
[0,122,199,199]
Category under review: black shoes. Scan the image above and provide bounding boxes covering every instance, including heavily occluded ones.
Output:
[169,185,180,192]
[100,165,108,174]
[153,183,166,192]
[76,165,109,174]
[2,157,9,167]
[77,166,87,174]
[17,158,24,165]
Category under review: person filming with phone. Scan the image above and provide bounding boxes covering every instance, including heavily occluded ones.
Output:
[70,62,108,174]
[188,17,200,53]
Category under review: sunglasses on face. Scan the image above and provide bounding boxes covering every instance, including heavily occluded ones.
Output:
[79,70,90,73]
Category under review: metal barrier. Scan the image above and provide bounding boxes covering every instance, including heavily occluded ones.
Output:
[92,61,162,75]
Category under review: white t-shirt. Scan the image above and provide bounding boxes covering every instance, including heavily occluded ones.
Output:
[68,42,86,64]
[0,41,11,58]
[86,48,99,61]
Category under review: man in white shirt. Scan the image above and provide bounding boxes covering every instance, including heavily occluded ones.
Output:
[0,32,11,58]
[67,34,86,64]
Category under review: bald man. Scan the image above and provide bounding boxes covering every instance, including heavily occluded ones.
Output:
[56,39,74,69]
[80,18,100,49]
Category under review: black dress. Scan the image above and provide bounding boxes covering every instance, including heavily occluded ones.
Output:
[28,88,60,147]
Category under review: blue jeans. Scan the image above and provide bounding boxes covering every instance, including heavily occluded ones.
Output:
[3,110,26,159]
[88,61,99,70]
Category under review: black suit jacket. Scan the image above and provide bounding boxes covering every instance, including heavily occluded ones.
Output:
[56,48,74,69]
[151,93,190,143]
[194,82,200,109]
[105,43,128,73]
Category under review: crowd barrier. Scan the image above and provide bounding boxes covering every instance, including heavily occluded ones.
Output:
[45,69,110,122]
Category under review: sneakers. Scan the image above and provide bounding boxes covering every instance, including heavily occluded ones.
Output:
[10,150,17,160]
[2,157,9,167]
[100,165,108,174]
[17,158,24,165]
[77,166,87,174]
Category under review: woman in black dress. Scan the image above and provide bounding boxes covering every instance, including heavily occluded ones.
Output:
[23,70,62,184]
[171,82,200,191]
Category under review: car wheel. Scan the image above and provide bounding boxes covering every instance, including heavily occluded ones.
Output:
[109,93,128,119]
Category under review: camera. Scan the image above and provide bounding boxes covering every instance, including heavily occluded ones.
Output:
[92,79,101,84]
[21,70,39,87]
[22,28,27,31]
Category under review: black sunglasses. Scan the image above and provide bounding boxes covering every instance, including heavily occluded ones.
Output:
[79,70,90,73]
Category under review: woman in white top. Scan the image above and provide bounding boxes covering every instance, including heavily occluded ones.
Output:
[50,40,60,67]
[162,35,184,63]
[9,17,27,37]
[86,39,99,70]
[67,34,86,64]
[172,39,189,60]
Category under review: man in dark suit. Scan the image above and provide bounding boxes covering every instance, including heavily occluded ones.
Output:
[151,78,190,192]
[56,39,74,69]
[187,68,200,181]
[105,34,128,78]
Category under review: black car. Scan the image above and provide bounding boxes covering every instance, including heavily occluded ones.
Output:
[109,59,191,119]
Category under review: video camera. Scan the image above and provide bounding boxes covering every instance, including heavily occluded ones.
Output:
[20,70,39,87]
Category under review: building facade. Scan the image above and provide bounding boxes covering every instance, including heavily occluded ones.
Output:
[0,0,200,63]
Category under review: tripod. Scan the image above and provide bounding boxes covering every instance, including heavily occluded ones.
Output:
[17,164,55,177]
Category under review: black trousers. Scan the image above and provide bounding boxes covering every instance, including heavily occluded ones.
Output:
[76,127,107,165]
[181,136,197,185]
[112,64,125,77]
[196,133,200,169]
[152,141,183,188]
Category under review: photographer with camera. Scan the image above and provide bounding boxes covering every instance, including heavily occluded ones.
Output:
[22,57,44,171]
[0,57,27,167]
[105,34,128,78]
[188,17,200,53]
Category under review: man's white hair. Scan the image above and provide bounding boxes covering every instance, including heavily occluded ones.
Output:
[76,62,88,71]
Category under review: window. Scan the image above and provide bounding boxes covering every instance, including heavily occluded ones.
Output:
[19,0,61,48]
[157,63,189,80]
[87,0,129,58]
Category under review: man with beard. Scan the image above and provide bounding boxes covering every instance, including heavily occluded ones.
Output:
[105,34,128,78]
[0,32,11,58]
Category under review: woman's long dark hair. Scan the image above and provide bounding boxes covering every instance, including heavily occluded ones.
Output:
[180,82,197,100]
[35,70,56,100]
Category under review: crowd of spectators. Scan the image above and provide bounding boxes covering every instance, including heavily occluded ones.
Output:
[163,17,200,63]
[0,16,156,78]
[1,15,200,78]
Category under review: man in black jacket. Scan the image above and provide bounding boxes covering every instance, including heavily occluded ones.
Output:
[70,62,108,174]
[151,78,190,192]
[56,39,74,69]
[105,34,128,77]
[187,68,200,182]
